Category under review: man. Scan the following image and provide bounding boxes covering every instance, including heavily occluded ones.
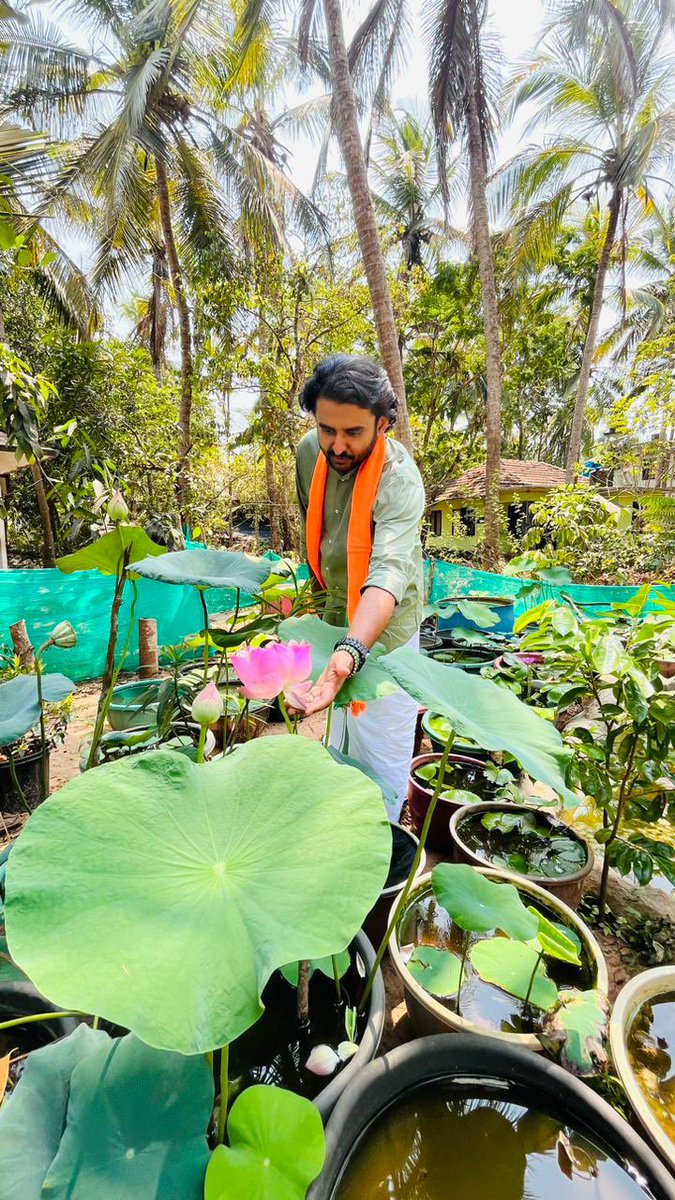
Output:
[294,353,425,821]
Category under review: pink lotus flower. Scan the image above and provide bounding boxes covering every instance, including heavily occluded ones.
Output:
[231,640,313,701]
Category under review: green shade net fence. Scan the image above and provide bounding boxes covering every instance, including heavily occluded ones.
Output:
[0,552,671,683]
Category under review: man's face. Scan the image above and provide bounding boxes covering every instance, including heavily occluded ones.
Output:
[315,397,387,474]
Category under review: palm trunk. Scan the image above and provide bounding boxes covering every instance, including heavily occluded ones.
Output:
[156,158,193,517]
[465,52,502,572]
[31,459,57,566]
[322,0,414,457]
[565,186,622,481]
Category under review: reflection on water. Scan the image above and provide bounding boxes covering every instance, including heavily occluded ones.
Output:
[629,993,675,1145]
[335,1085,655,1200]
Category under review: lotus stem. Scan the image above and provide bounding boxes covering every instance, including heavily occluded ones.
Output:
[297,959,310,1026]
[523,947,545,1019]
[0,1011,80,1032]
[331,955,342,1002]
[34,661,48,802]
[199,590,210,685]
[217,1043,229,1145]
[6,748,30,814]
[196,723,207,764]
[324,702,334,747]
[456,934,469,1018]
[360,733,456,1012]
[278,693,295,735]
[86,550,133,769]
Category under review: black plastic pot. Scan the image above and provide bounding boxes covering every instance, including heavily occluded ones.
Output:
[309,1034,675,1200]
[0,980,78,1055]
[0,750,49,814]
[362,825,426,950]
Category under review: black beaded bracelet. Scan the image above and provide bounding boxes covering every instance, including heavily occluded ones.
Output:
[334,636,369,675]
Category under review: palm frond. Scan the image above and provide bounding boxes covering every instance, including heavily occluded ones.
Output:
[348,0,410,113]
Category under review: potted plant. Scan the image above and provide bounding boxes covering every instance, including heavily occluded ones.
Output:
[388,863,608,1054]
[0,630,76,812]
[610,966,675,1173]
[107,677,165,731]
[308,1034,675,1200]
[407,750,500,851]
[450,803,593,908]
[432,594,516,637]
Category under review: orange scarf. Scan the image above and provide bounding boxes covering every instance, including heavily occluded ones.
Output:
[306,435,387,622]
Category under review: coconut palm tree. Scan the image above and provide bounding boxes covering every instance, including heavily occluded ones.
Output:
[504,0,675,480]
[238,0,415,453]
[426,0,504,569]
[0,0,326,514]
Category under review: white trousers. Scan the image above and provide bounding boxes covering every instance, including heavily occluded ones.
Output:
[330,631,420,822]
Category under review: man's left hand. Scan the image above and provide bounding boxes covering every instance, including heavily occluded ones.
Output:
[287,649,353,717]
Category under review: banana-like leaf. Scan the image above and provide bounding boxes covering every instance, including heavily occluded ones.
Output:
[57,527,165,577]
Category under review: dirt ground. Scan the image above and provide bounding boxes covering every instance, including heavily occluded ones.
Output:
[2,676,673,1049]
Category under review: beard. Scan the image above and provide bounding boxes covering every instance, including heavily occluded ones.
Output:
[325,426,379,474]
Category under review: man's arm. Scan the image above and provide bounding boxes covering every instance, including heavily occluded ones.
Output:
[296,463,424,716]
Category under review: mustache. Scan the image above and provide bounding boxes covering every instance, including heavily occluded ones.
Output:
[329,451,353,460]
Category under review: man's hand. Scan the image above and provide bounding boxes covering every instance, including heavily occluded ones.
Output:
[288,649,353,717]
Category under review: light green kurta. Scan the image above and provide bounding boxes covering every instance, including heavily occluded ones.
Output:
[295,429,425,653]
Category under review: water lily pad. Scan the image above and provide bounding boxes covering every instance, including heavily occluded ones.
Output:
[432,863,539,941]
[380,647,576,803]
[129,548,271,592]
[527,907,581,965]
[539,990,608,1074]
[5,738,390,1053]
[0,1026,212,1200]
[0,673,75,746]
[470,938,558,1010]
[205,1085,325,1200]
[407,945,462,997]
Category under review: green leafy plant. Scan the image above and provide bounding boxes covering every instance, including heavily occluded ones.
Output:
[516,595,675,910]
[0,641,75,809]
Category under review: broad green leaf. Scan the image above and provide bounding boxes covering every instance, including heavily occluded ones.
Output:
[278,616,398,706]
[0,1026,212,1200]
[0,673,75,746]
[280,948,350,987]
[129,548,271,592]
[380,648,576,803]
[537,566,573,585]
[470,938,557,1010]
[0,220,18,250]
[539,990,608,1075]
[431,864,539,941]
[205,1085,325,1200]
[526,906,581,965]
[327,746,398,809]
[455,599,500,628]
[440,787,482,805]
[57,527,165,577]
[591,634,624,677]
[0,928,26,982]
[551,607,577,636]
[6,738,390,1053]
[481,812,542,836]
[407,945,462,996]
[209,616,278,649]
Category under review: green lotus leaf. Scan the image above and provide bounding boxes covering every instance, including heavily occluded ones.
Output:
[431,864,539,941]
[327,746,397,809]
[57,526,165,577]
[470,938,558,1011]
[539,990,609,1075]
[205,1085,325,1200]
[278,615,398,706]
[407,945,462,997]
[454,599,500,628]
[0,1025,212,1200]
[5,738,390,1053]
[380,647,576,803]
[129,548,271,592]
[0,673,75,746]
[526,906,581,965]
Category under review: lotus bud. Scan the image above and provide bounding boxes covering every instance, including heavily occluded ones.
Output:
[49,620,77,650]
[107,489,129,523]
[305,1045,340,1076]
[190,681,224,727]
[337,1041,359,1063]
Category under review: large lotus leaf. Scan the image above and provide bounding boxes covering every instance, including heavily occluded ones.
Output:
[0,1025,212,1200]
[57,526,165,577]
[327,746,397,810]
[5,738,390,1052]
[129,548,271,592]
[380,646,576,803]
[431,864,539,941]
[470,938,558,1011]
[205,1085,325,1200]
[278,615,398,705]
[0,673,75,746]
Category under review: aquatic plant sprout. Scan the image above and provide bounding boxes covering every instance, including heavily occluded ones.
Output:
[231,641,313,701]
